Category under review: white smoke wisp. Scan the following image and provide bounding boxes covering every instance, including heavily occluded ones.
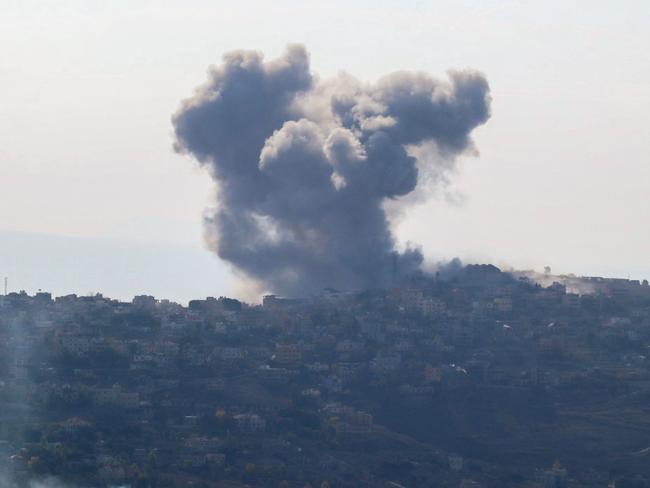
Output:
[0,470,130,488]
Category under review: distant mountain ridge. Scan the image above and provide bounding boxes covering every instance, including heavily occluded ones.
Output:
[0,229,233,304]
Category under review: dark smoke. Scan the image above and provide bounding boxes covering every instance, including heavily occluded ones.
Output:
[173,44,491,296]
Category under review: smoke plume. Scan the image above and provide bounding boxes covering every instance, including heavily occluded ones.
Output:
[173,44,491,296]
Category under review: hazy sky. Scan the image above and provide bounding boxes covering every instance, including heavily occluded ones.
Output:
[1,0,649,301]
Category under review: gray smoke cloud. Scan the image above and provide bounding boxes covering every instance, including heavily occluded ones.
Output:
[173,44,491,296]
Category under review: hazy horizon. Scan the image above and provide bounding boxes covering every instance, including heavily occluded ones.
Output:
[1,228,648,305]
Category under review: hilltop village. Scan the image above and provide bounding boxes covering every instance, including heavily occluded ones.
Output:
[1,266,650,488]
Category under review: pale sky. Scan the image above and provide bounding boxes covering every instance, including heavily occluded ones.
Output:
[1,0,649,301]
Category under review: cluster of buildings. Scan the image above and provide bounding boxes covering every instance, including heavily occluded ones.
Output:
[0,265,649,487]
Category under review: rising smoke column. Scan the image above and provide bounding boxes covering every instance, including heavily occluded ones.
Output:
[173,44,491,296]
